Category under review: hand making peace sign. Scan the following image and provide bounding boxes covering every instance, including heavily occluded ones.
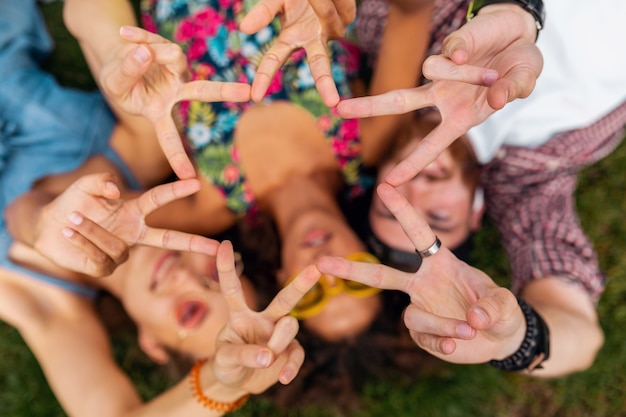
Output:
[30,172,219,277]
[336,6,543,186]
[213,240,321,393]
[99,27,251,179]
[317,183,527,364]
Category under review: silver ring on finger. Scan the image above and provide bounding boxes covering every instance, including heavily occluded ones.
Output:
[415,236,441,259]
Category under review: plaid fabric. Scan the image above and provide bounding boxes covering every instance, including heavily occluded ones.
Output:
[482,101,626,302]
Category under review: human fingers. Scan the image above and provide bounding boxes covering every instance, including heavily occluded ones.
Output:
[266,316,299,354]
[152,113,196,179]
[214,342,276,370]
[263,265,321,320]
[239,0,283,34]
[422,54,499,86]
[119,25,172,45]
[384,119,467,185]
[409,328,458,356]
[303,40,340,107]
[278,340,305,384]
[64,212,129,268]
[217,240,250,314]
[99,44,154,99]
[486,47,542,110]
[403,303,476,341]
[336,87,432,118]
[374,183,441,256]
[140,228,219,257]
[61,227,118,277]
[250,41,293,102]
[177,80,251,104]
[466,287,518,331]
[316,255,411,292]
[74,172,121,200]
[311,0,356,35]
[135,179,201,217]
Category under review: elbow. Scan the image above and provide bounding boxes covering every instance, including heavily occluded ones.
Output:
[576,324,605,373]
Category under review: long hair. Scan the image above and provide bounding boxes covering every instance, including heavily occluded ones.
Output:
[234,209,443,415]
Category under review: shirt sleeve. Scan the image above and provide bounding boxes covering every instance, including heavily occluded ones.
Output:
[481,102,626,303]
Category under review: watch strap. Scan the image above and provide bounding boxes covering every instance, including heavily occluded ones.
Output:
[488,296,551,372]
[466,0,545,35]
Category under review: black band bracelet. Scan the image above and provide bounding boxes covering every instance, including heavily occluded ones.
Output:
[488,296,550,372]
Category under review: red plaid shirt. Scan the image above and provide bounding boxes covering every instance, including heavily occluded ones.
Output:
[482,102,626,302]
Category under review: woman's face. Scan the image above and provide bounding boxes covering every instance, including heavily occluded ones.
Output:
[370,137,481,252]
[279,207,382,341]
[117,246,256,361]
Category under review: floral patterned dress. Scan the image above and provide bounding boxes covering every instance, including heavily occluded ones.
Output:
[141,0,370,215]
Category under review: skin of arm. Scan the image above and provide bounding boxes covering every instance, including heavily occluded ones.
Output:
[62,0,161,165]
[338,3,543,184]
[316,183,603,377]
[5,170,220,278]
[358,0,434,167]
[518,278,604,377]
[0,240,318,417]
[0,267,243,417]
[63,0,252,181]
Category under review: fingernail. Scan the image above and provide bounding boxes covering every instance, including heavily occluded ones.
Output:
[68,212,83,226]
[257,351,272,367]
[456,322,474,339]
[472,307,489,326]
[62,227,74,238]
[483,70,499,85]
[133,45,150,64]
[105,181,119,193]
[120,26,135,37]
[280,369,294,384]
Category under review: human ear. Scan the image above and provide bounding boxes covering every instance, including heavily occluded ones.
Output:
[138,328,170,364]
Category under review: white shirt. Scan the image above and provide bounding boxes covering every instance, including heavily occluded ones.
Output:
[468,0,626,163]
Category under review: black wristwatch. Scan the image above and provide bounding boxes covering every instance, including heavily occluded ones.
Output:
[466,0,546,36]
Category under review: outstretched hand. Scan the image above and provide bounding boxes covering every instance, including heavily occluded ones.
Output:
[240,0,355,107]
[336,6,543,185]
[317,183,526,364]
[99,26,251,179]
[213,241,321,393]
[35,173,219,277]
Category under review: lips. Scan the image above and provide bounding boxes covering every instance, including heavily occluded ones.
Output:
[302,229,332,248]
[176,299,208,330]
[151,252,177,291]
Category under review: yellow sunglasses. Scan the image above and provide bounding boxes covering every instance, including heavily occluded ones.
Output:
[287,252,382,320]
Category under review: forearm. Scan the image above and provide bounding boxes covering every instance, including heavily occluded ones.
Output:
[518,277,603,377]
[22,310,245,417]
[63,0,156,138]
[63,0,138,76]
[128,362,248,417]
[359,0,433,166]
[5,190,54,249]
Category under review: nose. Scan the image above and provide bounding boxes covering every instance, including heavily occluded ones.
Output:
[179,252,218,282]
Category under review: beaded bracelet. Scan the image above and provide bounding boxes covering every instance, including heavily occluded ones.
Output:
[189,359,250,413]
[488,296,550,372]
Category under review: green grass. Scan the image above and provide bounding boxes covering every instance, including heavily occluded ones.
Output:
[2,3,626,416]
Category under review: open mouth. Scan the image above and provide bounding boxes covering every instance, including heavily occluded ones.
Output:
[176,298,208,331]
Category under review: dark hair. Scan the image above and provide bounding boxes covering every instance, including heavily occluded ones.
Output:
[234,209,442,415]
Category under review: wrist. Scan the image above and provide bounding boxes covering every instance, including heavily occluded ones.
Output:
[488,296,551,372]
[466,0,544,41]
[190,359,249,412]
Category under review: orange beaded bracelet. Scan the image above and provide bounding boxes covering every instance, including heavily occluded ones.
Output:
[189,359,250,413]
